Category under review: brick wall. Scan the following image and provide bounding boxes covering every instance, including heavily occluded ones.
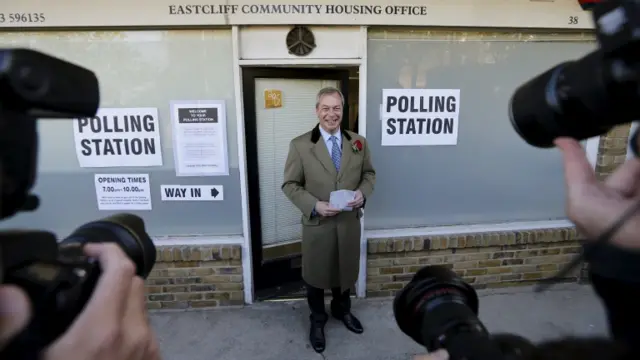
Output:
[580,124,632,282]
[596,124,631,180]
[366,228,583,297]
[144,245,244,310]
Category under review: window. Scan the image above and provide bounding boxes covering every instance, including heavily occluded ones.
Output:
[0,30,242,237]
[365,29,595,229]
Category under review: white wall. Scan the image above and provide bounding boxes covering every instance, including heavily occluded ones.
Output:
[239,26,362,60]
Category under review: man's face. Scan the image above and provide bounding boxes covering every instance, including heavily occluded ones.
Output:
[316,92,343,134]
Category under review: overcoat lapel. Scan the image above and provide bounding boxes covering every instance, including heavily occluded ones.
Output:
[338,132,353,180]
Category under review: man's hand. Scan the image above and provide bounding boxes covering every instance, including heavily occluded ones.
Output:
[315,201,340,217]
[0,243,161,360]
[0,286,31,350]
[556,137,640,249]
[44,243,161,360]
[347,190,365,209]
[413,349,449,360]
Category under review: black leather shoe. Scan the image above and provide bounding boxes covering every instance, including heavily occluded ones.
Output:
[309,314,327,353]
[333,312,364,334]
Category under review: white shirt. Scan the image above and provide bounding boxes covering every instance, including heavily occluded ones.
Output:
[318,126,342,157]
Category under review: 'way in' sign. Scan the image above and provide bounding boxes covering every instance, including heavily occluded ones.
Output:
[160,185,224,201]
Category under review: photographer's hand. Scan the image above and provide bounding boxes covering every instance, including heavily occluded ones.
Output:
[44,243,161,360]
[0,243,161,360]
[556,137,640,249]
[0,285,31,350]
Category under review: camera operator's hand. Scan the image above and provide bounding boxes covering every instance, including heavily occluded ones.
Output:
[413,349,449,360]
[556,137,640,249]
[0,285,31,350]
[0,243,161,360]
[44,243,161,360]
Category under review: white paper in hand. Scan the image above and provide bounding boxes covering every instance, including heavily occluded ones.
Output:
[330,190,356,211]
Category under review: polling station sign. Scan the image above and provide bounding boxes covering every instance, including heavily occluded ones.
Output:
[381,89,460,146]
[73,107,164,168]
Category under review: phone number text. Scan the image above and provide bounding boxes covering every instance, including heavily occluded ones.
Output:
[0,13,46,24]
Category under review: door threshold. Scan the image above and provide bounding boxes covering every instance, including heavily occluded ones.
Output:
[263,296,306,302]
[255,280,307,301]
[263,294,358,303]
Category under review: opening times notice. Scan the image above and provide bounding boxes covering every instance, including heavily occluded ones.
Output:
[94,174,152,211]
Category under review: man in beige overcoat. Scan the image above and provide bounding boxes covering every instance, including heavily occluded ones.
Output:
[282,87,375,353]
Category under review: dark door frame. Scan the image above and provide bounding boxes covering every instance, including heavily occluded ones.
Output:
[242,67,350,299]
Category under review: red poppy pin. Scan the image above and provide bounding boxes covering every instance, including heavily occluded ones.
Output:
[352,140,363,153]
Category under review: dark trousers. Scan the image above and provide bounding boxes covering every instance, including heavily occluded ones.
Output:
[590,271,640,347]
[306,283,350,318]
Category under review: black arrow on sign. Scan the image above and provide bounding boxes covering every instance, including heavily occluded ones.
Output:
[211,187,219,198]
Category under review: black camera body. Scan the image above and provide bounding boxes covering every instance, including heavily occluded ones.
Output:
[0,49,156,359]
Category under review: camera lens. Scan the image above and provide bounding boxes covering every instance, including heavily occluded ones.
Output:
[509,50,623,149]
[60,213,156,278]
[394,265,511,360]
[394,265,482,348]
[509,63,569,148]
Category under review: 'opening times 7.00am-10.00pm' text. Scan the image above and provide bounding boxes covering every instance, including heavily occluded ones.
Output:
[0,13,46,24]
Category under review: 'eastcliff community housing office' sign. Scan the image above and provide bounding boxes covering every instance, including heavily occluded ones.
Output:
[168,3,428,16]
[1,0,593,29]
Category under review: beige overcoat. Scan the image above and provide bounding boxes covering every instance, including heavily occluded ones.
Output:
[281,124,376,291]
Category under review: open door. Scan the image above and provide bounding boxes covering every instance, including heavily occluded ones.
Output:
[242,67,350,300]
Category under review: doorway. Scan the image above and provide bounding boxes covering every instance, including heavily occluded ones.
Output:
[243,67,359,300]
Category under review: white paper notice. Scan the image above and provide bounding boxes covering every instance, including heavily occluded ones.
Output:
[381,89,461,146]
[330,190,356,211]
[73,108,163,167]
[171,100,230,177]
[94,174,152,211]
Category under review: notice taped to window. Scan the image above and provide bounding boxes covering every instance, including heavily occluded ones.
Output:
[170,100,229,177]
[94,174,152,210]
[73,108,163,167]
[381,89,460,146]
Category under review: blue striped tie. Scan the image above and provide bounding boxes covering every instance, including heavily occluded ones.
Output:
[330,136,341,171]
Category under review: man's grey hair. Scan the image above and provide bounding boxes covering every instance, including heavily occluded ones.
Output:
[315,87,345,108]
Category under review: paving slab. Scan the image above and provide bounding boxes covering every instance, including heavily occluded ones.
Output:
[150,284,608,360]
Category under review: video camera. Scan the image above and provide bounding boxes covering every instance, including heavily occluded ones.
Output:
[394,0,640,359]
[0,49,156,359]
